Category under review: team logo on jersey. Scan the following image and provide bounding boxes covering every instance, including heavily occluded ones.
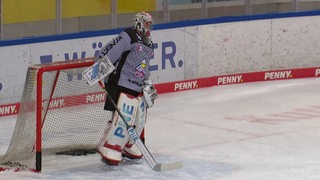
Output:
[134,59,147,78]
[136,44,143,51]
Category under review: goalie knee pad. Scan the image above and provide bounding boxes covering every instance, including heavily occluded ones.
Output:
[123,96,147,159]
[97,93,139,165]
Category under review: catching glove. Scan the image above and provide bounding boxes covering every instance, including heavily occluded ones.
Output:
[142,79,158,108]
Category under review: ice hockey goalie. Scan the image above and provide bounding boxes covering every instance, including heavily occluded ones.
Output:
[85,12,158,165]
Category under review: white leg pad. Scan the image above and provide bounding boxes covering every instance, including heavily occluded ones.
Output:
[97,93,139,164]
[123,96,147,159]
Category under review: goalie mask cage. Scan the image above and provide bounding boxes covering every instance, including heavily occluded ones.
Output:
[0,58,113,172]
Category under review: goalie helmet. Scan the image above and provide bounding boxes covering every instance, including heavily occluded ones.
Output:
[133,12,153,36]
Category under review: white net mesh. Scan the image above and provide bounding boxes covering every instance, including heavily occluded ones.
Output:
[0,60,112,171]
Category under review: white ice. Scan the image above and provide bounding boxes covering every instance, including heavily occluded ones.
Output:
[1,77,320,180]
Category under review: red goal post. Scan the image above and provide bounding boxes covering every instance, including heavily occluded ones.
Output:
[0,58,113,172]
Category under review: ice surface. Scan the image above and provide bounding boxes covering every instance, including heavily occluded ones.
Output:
[1,77,320,180]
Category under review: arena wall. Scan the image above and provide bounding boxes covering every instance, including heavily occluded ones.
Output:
[0,11,320,116]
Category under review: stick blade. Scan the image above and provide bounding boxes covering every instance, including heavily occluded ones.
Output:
[153,161,183,171]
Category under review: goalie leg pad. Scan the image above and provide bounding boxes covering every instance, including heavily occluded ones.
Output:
[97,93,139,165]
[123,96,147,159]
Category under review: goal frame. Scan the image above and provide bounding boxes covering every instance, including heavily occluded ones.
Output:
[31,59,94,172]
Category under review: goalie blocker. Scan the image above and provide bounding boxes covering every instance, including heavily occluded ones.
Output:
[82,56,115,86]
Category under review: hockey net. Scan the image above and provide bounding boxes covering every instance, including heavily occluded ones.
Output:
[0,58,112,172]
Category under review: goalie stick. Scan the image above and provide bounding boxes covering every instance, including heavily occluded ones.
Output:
[97,81,183,171]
